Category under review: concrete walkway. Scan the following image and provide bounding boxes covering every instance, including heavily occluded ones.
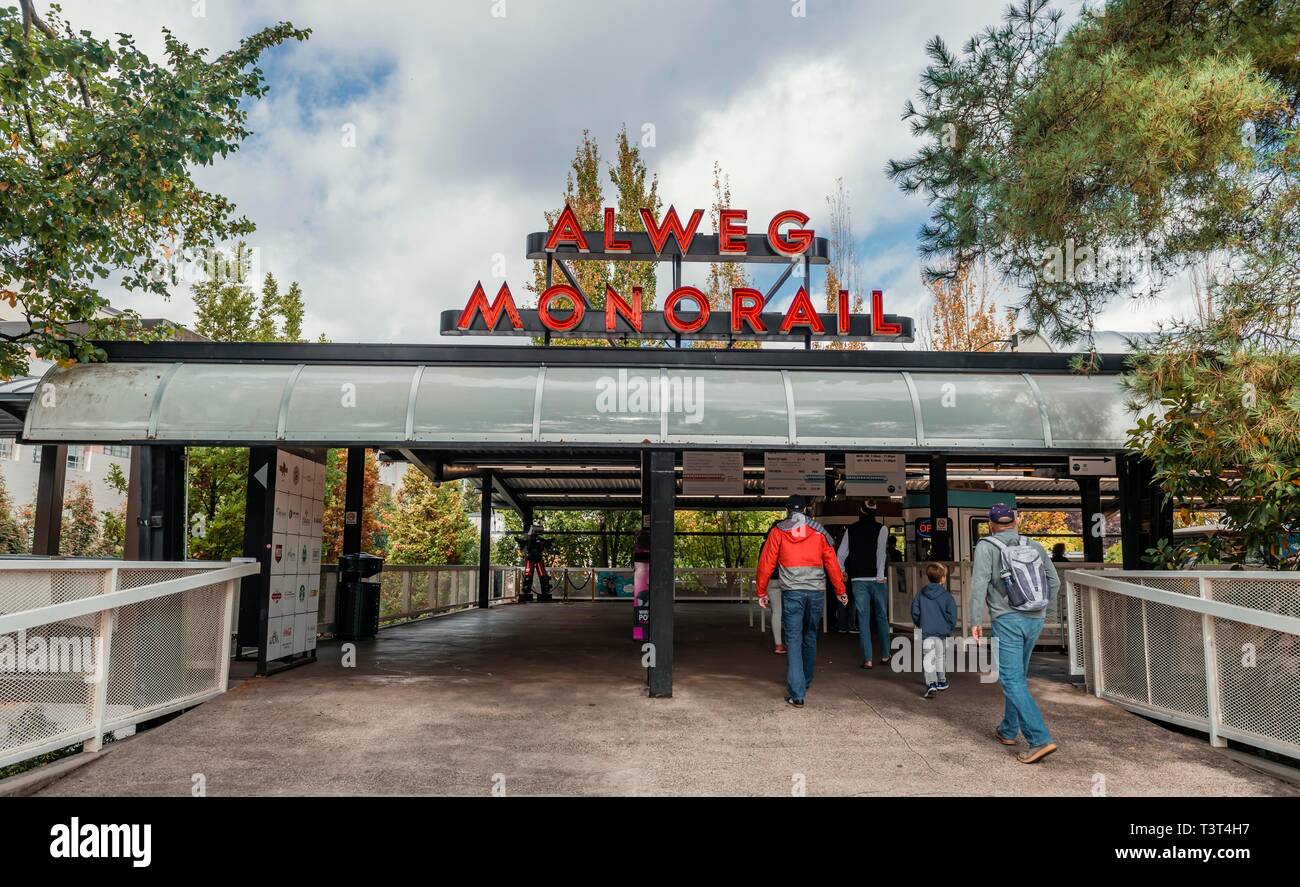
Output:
[37,602,1297,796]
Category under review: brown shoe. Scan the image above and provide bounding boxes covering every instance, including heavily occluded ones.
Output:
[1017,743,1058,764]
[861,660,873,669]
[774,644,787,654]
[994,730,1017,746]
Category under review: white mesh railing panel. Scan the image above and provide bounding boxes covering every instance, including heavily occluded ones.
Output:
[1067,570,1300,759]
[1213,618,1300,747]
[1143,599,1209,719]
[1,562,249,769]
[104,582,227,724]
[0,616,99,758]
[1094,590,1150,706]
[0,569,107,616]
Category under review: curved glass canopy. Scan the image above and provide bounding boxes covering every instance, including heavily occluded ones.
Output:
[22,361,1135,450]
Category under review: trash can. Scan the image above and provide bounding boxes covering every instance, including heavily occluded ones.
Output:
[336,552,383,641]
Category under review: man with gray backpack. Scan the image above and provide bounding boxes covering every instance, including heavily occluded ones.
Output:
[969,503,1061,763]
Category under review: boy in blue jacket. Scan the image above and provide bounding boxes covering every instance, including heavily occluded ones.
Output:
[911,563,957,699]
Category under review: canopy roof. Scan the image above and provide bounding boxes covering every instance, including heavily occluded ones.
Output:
[20,343,1136,452]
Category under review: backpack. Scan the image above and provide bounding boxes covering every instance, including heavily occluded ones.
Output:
[981,535,1052,611]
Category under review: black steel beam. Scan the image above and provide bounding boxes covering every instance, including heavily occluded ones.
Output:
[928,455,951,561]
[92,340,1131,375]
[640,449,653,518]
[239,447,278,674]
[396,448,444,483]
[478,470,493,609]
[1078,475,1106,562]
[761,260,797,305]
[490,472,530,518]
[553,257,594,309]
[32,444,67,556]
[342,447,365,558]
[646,449,675,698]
[132,445,185,560]
[1118,453,1172,569]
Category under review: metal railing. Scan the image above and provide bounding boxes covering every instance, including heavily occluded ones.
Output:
[551,566,756,602]
[317,564,520,633]
[889,560,1116,653]
[1065,569,1300,759]
[0,559,259,769]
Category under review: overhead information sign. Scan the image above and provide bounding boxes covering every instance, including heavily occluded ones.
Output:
[845,453,906,497]
[1069,455,1118,477]
[682,450,744,497]
[764,451,824,497]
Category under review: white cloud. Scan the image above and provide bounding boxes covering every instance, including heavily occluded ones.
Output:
[54,0,1181,347]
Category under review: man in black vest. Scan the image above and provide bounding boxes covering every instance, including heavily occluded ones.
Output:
[836,500,892,669]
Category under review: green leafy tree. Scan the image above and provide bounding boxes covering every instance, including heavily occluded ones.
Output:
[279,281,305,342]
[385,471,477,565]
[187,272,322,558]
[59,481,99,556]
[674,509,780,570]
[0,470,26,553]
[187,446,247,560]
[254,273,279,341]
[890,0,1300,566]
[321,448,386,562]
[1126,349,1300,568]
[529,126,662,345]
[887,0,1296,346]
[0,2,309,378]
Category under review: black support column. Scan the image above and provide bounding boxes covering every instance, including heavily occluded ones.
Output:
[239,447,277,674]
[478,470,493,609]
[646,449,675,697]
[1117,453,1172,569]
[1077,475,1105,563]
[32,444,67,556]
[640,448,653,518]
[131,445,186,560]
[342,447,365,558]
[928,455,951,561]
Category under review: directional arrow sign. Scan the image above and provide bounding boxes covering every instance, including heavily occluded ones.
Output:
[1069,455,1117,477]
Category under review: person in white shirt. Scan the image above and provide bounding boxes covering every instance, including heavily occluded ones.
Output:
[836,501,892,669]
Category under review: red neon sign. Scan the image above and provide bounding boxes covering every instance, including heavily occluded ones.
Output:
[537,285,585,331]
[457,282,523,331]
[766,210,814,256]
[870,290,902,336]
[663,287,710,334]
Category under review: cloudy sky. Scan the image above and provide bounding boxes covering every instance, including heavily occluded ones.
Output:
[57,0,1191,345]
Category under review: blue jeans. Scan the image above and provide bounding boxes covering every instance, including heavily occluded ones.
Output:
[781,589,824,701]
[991,613,1052,747]
[850,579,890,662]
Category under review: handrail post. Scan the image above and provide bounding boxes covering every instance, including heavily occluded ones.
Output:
[401,571,412,616]
[1087,582,1105,698]
[1200,576,1227,748]
[85,567,119,753]
[219,575,237,692]
[1140,599,1153,706]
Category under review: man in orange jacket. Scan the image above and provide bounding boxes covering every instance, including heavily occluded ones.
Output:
[757,495,847,707]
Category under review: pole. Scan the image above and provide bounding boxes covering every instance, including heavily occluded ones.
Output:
[928,455,951,561]
[32,444,67,556]
[478,471,493,609]
[647,449,675,697]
